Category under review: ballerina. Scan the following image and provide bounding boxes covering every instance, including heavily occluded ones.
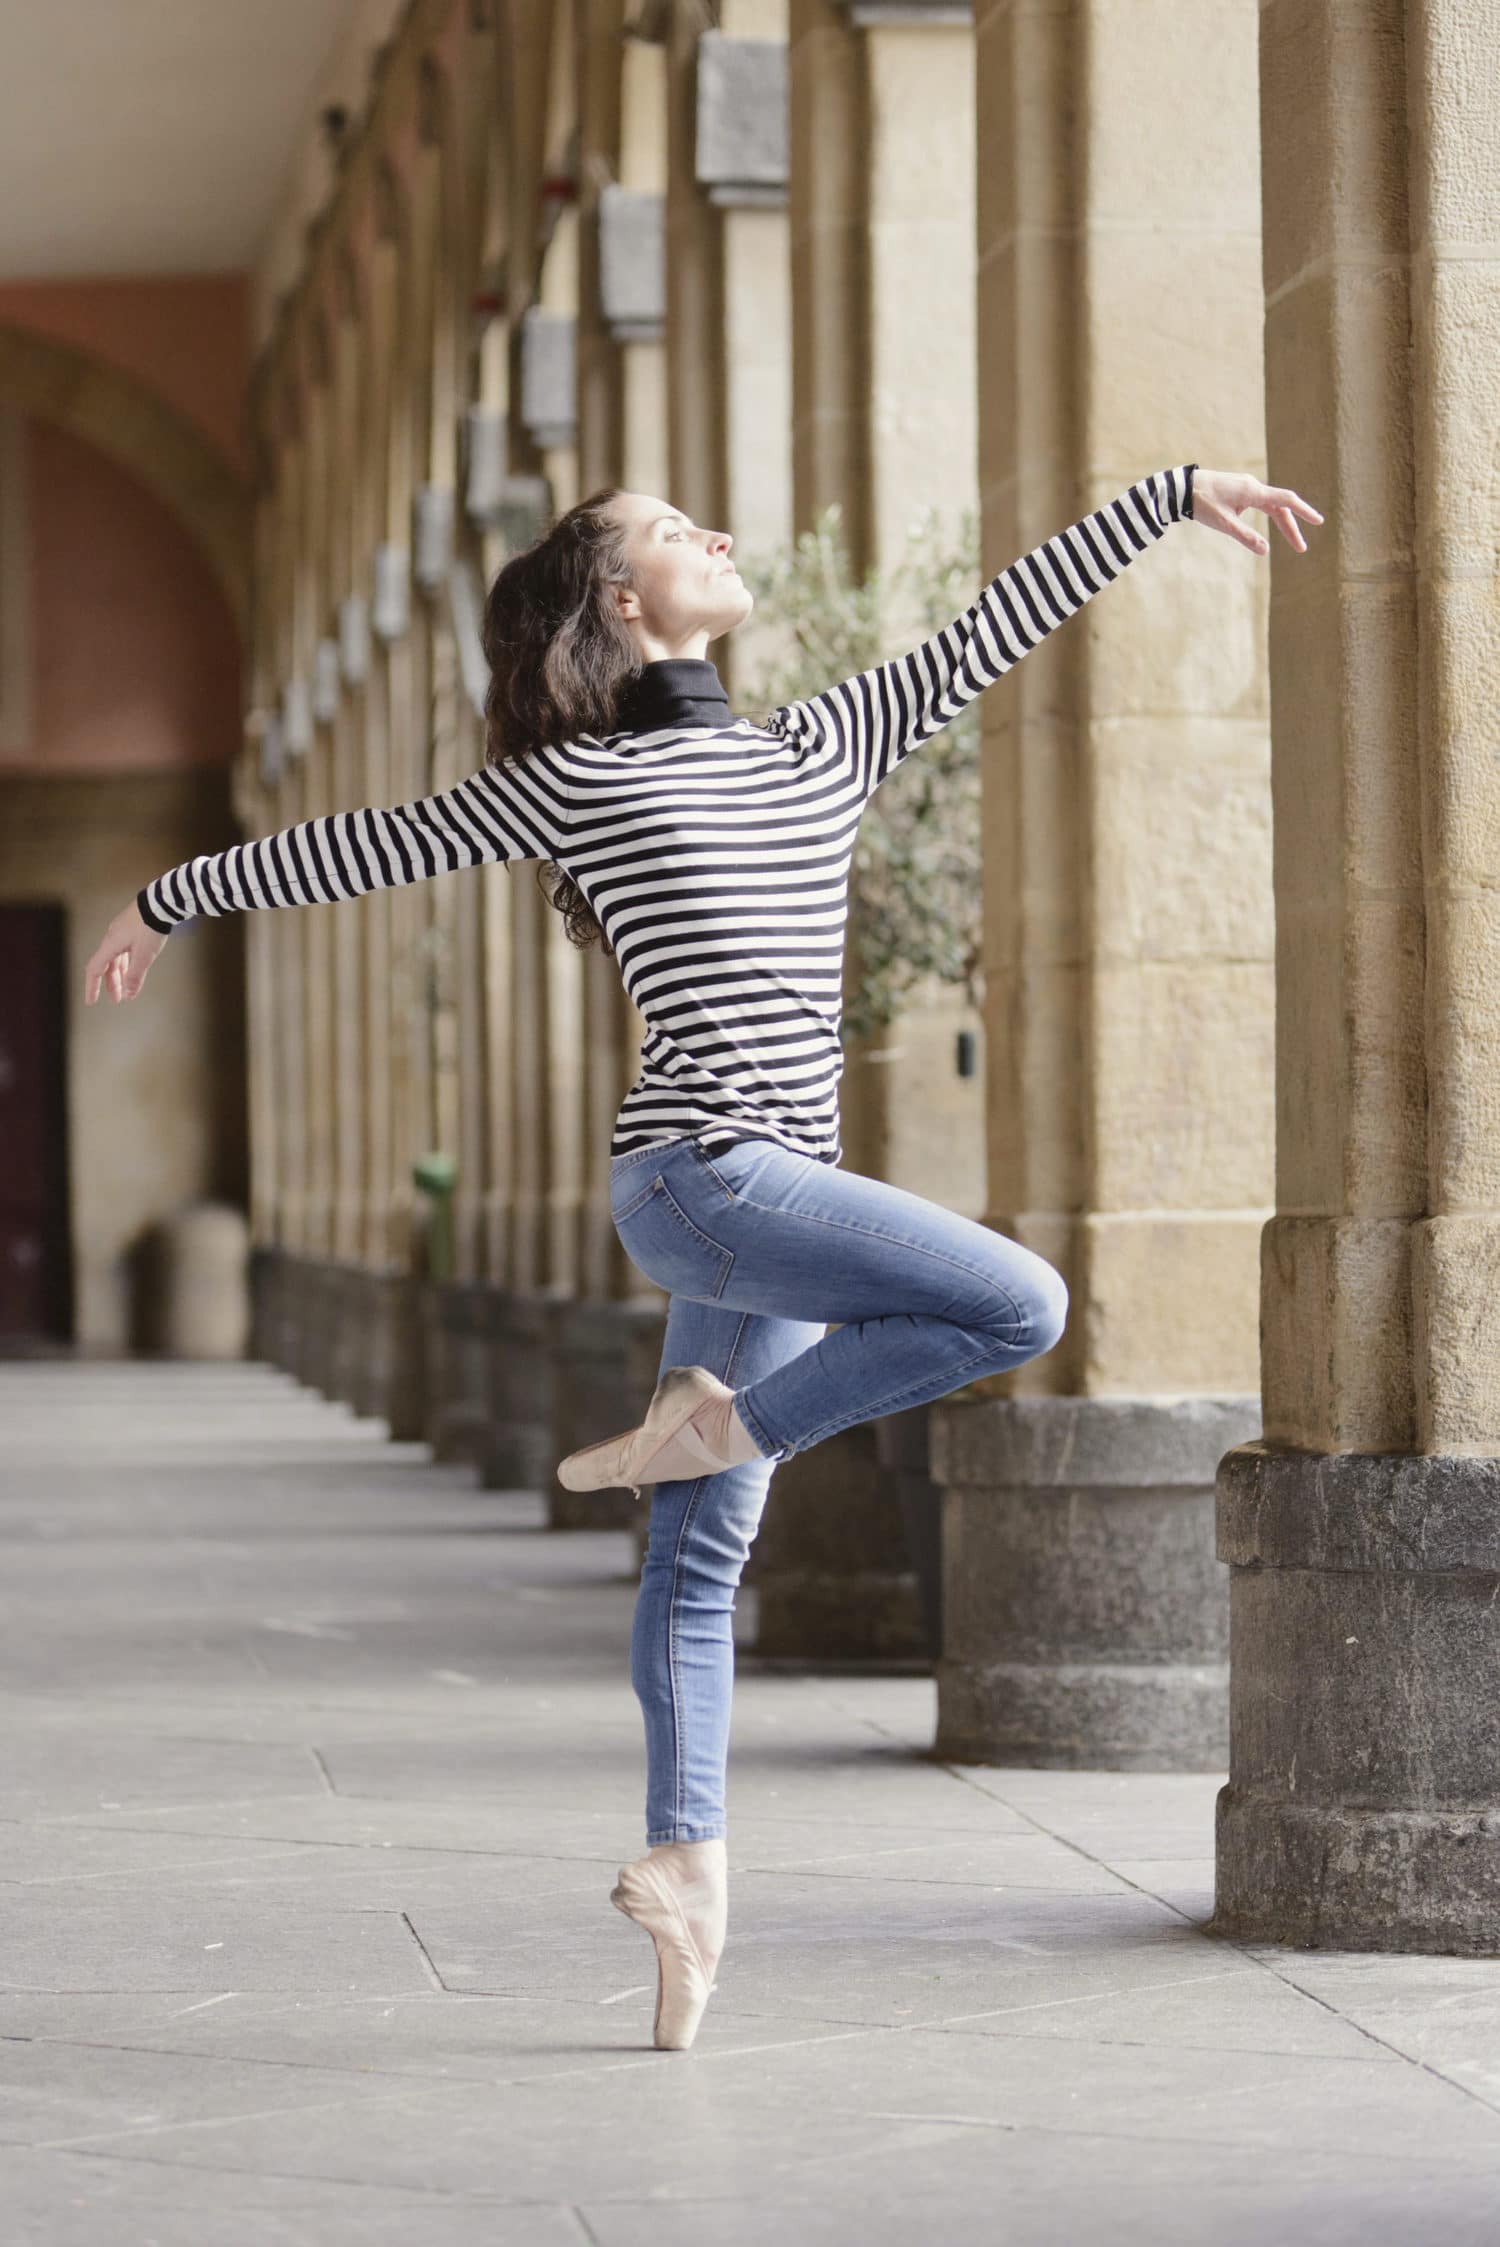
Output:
[86,462,1322,2049]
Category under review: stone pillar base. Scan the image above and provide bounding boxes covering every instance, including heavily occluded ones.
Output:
[875,1401,942,1660]
[324,1264,366,1411]
[348,1266,424,1439]
[1211,1444,1500,1954]
[551,1297,668,1530]
[248,1244,278,1365]
[423,1281,495,1466]
[302,1261,341,1399]
[478,1290,569,1492]
[750,1420,928,1664]
[931,1395,1259,1770]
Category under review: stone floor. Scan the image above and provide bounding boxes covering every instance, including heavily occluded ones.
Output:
[4,1364,1500,2246]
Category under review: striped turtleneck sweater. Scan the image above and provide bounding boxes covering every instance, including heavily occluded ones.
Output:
[139,465,1196,1166]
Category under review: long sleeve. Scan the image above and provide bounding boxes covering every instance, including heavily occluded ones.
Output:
[137,747,575,935]
[768,464,1196,800]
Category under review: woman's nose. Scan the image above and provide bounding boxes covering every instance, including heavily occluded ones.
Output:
[708,528,732,557]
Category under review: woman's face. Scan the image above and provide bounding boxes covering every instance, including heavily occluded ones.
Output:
[605,491,755,658]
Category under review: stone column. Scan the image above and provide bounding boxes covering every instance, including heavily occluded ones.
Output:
[267,413,310,1347]
[243,466,282,1364]
[692,6,793,698]
[1213,0,1500,1952]
[536,8,678,1526]
[790,0,983,1203]
[476,3,588,1492]
[363,170,425,1438]
[295,324,343,1396]
[325,261,369,1368]
[929,0,1270,1766]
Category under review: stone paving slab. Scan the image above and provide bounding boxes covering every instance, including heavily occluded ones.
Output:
[6,1363,1500,2245]
[1,2147,591,2247]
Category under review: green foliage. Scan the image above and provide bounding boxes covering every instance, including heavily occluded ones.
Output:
[738,505,985,1046]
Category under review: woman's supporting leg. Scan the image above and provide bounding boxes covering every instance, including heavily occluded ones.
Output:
[629,1294,824,1847]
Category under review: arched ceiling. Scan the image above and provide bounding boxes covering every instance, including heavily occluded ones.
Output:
[0,2,358,278]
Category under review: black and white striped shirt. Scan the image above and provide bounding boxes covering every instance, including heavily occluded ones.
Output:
[140,465,1196,1166]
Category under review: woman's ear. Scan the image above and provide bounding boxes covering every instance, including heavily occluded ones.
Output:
[612,581,642,622]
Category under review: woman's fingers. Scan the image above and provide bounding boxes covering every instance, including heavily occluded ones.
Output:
[84,940,143,1005]
[1269,485,1324,525]
[84,941,115,1006]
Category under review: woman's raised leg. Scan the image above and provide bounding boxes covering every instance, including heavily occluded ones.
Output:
[614,1136,1068,1468]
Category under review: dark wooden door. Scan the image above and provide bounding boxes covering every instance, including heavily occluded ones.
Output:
[0,904,71,1340]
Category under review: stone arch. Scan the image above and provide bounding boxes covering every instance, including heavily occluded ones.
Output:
[0,318,249,635]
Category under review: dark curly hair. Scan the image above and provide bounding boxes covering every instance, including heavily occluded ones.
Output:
[480,488,640,954]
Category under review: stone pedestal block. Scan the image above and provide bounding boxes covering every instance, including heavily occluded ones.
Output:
[248,1244,280,1367]
[301,1262,342,1400]
[325,1265,366,1412]
[625,1314,670,1572]
[1212,1444,1500,1955]
[931,1395,1260,1769]
[551,1297,668,1530]
[275,1253,311,1384]
[423,1281,496,1466]
[478,1290,569,1493]
[875,1401,941,1660]
[749,1420,927,1664]
[348,1267,425,1440]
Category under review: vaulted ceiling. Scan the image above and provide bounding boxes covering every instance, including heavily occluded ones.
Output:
[0,1,361,277]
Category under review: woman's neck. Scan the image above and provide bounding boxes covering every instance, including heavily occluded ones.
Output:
[614,657,733,735]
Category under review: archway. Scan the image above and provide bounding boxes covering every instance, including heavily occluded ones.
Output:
[0,318,249,632]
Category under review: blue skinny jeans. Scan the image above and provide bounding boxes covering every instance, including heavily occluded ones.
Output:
[607,1132,1069,1847]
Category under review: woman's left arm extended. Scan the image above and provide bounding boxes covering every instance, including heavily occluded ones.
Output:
[771,465,1321,799]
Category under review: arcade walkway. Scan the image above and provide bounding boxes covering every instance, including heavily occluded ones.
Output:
[3,1363,1500,2245]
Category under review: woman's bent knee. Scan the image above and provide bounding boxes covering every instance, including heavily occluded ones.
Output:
[1026,1263,1069,1358]
[984,1252,1068,1361]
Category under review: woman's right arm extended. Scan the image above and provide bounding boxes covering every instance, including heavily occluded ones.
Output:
[85,750,574,1006]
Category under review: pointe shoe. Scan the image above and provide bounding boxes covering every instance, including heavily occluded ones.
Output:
[611,1843,726,2050]
[556,1364,742,1499]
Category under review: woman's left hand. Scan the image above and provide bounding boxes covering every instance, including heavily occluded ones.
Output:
[1191,469,1323,556]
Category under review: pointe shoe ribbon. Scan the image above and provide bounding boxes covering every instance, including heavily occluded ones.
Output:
[556,1364,741,1499]
[611,1856,721,2050]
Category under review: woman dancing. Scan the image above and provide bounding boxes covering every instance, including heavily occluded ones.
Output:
[86,461,1321,2050]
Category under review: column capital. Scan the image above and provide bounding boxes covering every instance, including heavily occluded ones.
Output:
[598,185,666,343]
[696,30,788,210]
[519,307,578,451]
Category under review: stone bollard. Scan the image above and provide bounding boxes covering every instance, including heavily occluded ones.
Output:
[157,1202,251,1360]
[931,1393,1260,1769]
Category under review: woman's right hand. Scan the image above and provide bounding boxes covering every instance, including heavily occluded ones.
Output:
[85,900,167,1006]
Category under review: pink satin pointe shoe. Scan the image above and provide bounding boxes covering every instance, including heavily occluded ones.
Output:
[611,1839,727,2050]
[556,1364,757,1499]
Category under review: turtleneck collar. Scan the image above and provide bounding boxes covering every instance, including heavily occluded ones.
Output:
[613,657,733,736]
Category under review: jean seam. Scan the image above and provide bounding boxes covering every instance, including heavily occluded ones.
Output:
[662,1309,756,1841]
[656,1177,734,1300]
[741,1339,1023,1461]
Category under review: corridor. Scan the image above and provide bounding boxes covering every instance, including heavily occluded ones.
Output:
[4,1364,1500,2243]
